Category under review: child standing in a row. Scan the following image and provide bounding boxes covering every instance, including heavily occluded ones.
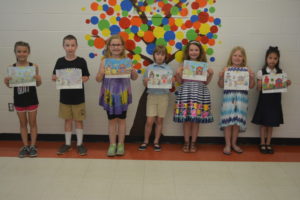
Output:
[218,46,255,155]
[174,40,214,153]
[252,46,292,154]
[96,34,138,156]
[4,41,42,158]
[52,35,90,156]
[138,45,174,151]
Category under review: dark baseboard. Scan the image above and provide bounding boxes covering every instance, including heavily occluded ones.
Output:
[1,133,300,145]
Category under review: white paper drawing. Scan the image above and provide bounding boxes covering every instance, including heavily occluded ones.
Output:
[8,66,36,87]
[104,58,131,78]
[182,60,208,81]
[224,70,249,91]
[56,68,82,89]
[147,69,172,89]
[262,73,287,93]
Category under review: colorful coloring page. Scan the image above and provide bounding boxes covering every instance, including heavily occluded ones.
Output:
[104,58,132,78]
[56,68,82,89]
[262,73,287,93]
[224,71,249,91]
[7,66,36,87]
[182,60,208,81]
[147,69,173,89]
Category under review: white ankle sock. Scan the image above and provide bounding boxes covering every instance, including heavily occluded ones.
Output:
[76,129,83,146]
[65,132,72,145]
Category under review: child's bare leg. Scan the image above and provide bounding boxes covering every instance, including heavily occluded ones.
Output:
[64,119,73,132]
[75,120,83,129]
[191,122,199,143]
[265,127,274,153]
[260,126,267,145]
[117,118,126,144]
[266,127,273,145]
[154,117,163,144]
[182,122,192,152]
[144,117,155,144]
[28,111,38,146]
[17,112,29,146]
[183,122,192,143]
[108,119,117,144]
[224,126,232,153]
[232,125,242,152]
[190,122,199,152]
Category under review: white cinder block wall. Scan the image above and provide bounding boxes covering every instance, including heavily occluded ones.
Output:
[0,0,299,138]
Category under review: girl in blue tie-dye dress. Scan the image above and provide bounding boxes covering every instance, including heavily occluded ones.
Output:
[218,46,255,155]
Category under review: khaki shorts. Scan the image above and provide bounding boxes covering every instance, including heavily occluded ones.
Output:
[146,94,169,118]
[59,103,86,121]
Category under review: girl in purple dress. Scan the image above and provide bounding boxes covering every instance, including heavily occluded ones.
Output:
[96,34,138,156]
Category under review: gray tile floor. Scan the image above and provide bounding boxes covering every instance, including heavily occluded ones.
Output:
[0,157,299,200]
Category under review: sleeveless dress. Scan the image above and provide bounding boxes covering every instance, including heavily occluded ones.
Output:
[252,68,283,127]
[220,67,249,131]
[173,80,213,123]
[99,58,132,115]
[13,63,39,107]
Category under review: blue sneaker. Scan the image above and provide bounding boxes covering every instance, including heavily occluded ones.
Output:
[29,146,38,157]
[19,146,29,158]
[57,144,72,155]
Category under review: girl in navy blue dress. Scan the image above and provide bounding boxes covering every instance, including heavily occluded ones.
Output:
[252,47,292,154]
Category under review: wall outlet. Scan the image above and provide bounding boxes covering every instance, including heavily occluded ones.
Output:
[8,103,14,112]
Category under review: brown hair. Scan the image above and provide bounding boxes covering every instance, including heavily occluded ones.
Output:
[183,40,207,62]
[153,45,168,63]
[104,34,126,58]
[63,35,78,46]
[227,46,247,67]
[14,41,30,53]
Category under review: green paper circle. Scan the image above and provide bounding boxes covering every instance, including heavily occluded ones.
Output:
[156,38,167,46]
[98,19,110,30]
[152,14,163,26]
[209,7,216,13]
[186,29,197,40]
[134,46,142,54]
[140,24,149,31]
[88,39,94,47]
[206,48,214,55]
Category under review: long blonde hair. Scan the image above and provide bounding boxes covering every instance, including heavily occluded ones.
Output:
[227,46,247,67]
[104,34,126,58]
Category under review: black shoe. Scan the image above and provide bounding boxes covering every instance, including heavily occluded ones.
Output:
[259,144,268,154]
[138,143,148,151]
[266,145,274,154]
[77,145,87,156]
[153,143,161,152]
[29,146,38,157]
[19,146,29,158]
[57,144,72,155]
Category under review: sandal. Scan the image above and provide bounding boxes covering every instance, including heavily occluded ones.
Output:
[266,145,274,154]
[138,143,148,151]
[223,146,231,155]
[259,144,268,154]
[232,145,243,154]
[190,142,197,153]
[182,142,189,153]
